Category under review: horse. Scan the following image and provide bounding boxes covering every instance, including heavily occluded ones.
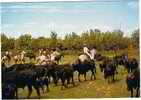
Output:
[13,52,26,64]
[50,52,64,64]
[36,55,51,64]
[24,52,36,62]
[78,54,90,63]
[1,53,12,64]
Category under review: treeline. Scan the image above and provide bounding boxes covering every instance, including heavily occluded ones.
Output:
[1,29,139,52]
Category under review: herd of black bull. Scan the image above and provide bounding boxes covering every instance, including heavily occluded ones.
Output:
[2,61,96,99]
[2,54,140,99]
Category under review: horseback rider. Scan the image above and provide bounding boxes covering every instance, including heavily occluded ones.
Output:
[83,44,91,59]
[78,44,91,64]
[39,49,43,56]
[51,48,60,61]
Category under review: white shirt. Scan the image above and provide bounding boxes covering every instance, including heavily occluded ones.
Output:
[83,47,89,54]
[5,51,9,55]
[90,49,96,60]
[40,55,46,61]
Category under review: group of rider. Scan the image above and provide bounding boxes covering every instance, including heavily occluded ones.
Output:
[2,45,96,64]
[38,48,61,64]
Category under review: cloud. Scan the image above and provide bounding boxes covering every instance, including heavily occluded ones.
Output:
[2,7,97,14]
[2,24,14,28]
[127,1,138,9]
[23,22,36,27]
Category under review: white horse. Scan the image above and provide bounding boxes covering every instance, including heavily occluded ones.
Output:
[36,55,51,65]
[78,54,90,63]
[1,56,8,64]
[13,51,26,64]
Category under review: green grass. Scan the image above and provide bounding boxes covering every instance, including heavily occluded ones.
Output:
[17,63,130,98]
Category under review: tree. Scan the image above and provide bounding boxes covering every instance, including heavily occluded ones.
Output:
[113,29,124,37]
[131,29,139,48]
[18,34,32,50]
[50,31,57,40]
[1,33,9,51]
[94,29,101,33]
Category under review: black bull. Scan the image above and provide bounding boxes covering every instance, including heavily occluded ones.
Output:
[2,64,49,99]
[51,64,75,89]
[99,59,117,83]
[72,62,96,82]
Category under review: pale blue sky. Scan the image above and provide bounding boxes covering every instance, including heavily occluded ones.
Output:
[1,0,139,38]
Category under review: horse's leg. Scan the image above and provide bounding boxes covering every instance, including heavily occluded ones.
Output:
[27,85,32,99]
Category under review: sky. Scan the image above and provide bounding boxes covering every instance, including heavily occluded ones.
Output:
[1,0,139,38]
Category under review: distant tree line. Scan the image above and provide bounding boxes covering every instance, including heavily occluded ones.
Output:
[1,29,139,52]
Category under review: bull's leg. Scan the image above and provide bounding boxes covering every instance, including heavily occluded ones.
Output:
[15,88,18,99]
[71,75,75,86]
[27,86,32,99]
[44,78,50,92]
[84,72,87,81]
[61,78,65,90]
[94,69,96,80]
[48,76,51,84]
[53,77,58,86]
[136,87,139,97]
[78,73,81,82]
[66,78,70,88]
[33,85,41,99]
[112,74,114,82]
[91,70,93,80]
[41,85,44,93]
[46,82,50,92]
[36,88,41,99]
[108,76,110,83]
[131,88,133,97]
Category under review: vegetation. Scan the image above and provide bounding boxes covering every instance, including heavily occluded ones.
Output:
[1,29,139,55]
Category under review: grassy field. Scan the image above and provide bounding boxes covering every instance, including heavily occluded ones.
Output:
[7,49,139,98]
